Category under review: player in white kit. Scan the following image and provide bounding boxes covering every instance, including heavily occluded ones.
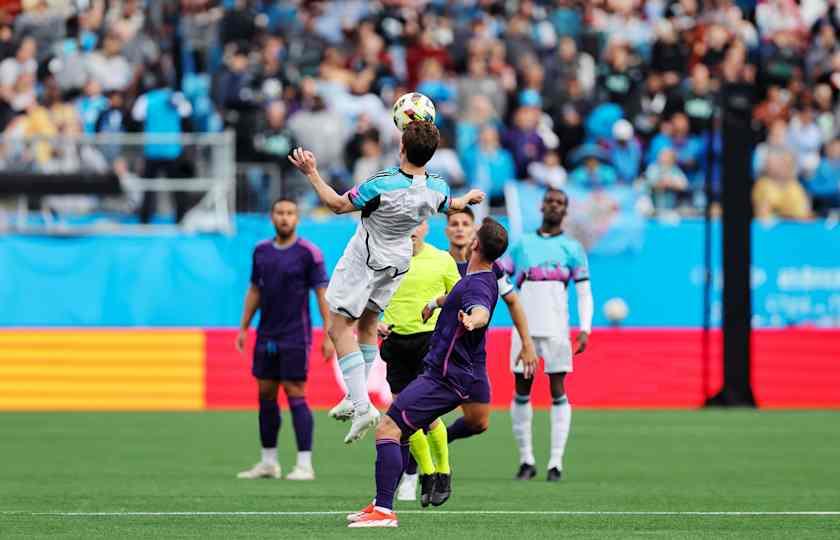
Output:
[289,121,484,444]
[505,188,594,481]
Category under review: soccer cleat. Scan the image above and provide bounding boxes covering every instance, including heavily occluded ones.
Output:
[285,465,315,481]
[515,463,537,480]
[397,473,418,501]
[430,473,451,507]
[547,467,563,482]
[347,502,374,522]
[347,508,398,528]
[329,396,354,422]
[419,474,436,508]
[343,406,380,444]
[236,462,280,479]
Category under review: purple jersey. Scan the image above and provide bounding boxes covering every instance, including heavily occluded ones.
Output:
[423,269,499,396]
[456,260,514,297]
[250,238,328,347]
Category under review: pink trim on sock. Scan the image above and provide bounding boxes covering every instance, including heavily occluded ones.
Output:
[375,438,399,446]
[401,410,419,432]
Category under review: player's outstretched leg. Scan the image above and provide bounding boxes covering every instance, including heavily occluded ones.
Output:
[547,373,571,481]
[349,416,404,528]
[342,310,382,444]
[238,380,282,479]
[512,374,537,480]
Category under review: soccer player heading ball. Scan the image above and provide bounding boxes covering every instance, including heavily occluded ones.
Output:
[289,119,485,444]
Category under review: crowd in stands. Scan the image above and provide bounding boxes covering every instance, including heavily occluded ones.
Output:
[0,0,839,222]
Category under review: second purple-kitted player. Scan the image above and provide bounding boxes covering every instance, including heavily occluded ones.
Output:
[346,217,509,528]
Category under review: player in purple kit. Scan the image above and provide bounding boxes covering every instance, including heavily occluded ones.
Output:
[347,217,509,528]
[235,198,334,481]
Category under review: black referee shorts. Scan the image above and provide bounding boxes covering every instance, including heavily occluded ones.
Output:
[380,331,433,394]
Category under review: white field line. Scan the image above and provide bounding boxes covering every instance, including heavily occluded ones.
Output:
[2,511,838,517]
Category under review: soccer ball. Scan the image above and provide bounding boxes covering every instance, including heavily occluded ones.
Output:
[392,92,436,131]
[603,297,629,326]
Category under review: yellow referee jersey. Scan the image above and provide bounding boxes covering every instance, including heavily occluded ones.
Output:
[383,243,461,335]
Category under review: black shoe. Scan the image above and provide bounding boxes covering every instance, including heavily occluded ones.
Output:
[546,467,563,482]
[430,473,451,507]
[420,474,436,508]
[515,463,537,480]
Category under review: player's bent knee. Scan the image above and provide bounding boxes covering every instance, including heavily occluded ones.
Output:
[282,381,306,398]
[376,414,402,440]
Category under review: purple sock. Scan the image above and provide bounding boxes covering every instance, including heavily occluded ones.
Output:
[258,399,280,448]
[405,453,418,476]
[374,439,403,511]
[446,417,481,443]
[288,396,313,452]
[400,440,411,476]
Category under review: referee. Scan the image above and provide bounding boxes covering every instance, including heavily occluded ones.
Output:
[378,219,460,507]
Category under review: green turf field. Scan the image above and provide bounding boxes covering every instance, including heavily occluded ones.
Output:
[1,410,838,539]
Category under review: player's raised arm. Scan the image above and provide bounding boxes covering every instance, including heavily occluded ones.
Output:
[449,189,486,211]
[288,147,356,214]
[236,284,260,354]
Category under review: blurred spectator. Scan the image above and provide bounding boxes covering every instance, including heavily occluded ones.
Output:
[462,124,515,203]
[813,84,836,142]
[406,28,452,91]
[132,70,193,224]
[287,84,347,181]
[752,152,812,220]
[806,23,839,80]
[528,149,567,189]
[633,73,669,141]
[250,100,298,208]
[807,138,840,214]
[753,119,792,177]
[95,89,128,163]
[761,31,804,89]
[85,30,131,92]
[754,85,792,130]
[648,112,705,185]
[425,133,465,188]
[683,64,716,134]
[650,19,688,87]
[644,148,689,211]
[787,105,824,172]
[551,77,589,164]
[456,94,498,160]
[607,119,643,183]
[598,42,642,114]
[457,55,505,122]
[76,79,108,134]
[352,129,389,186]
[569,147,619,188]
[502,98,546,179]
[543,36,596,110]
[0,35,36,109]
[13,0,71,62]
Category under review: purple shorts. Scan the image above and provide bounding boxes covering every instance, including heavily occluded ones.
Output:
[466,364,491,404]
[387,373,466,435]
[252,338,309,381]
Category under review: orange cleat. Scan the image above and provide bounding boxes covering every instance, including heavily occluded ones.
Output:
[347,508,398,528]
[346,502,374,523]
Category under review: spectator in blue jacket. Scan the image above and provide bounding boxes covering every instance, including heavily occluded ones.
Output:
[132,69,193,224]
[808,138,840,214]
[569,156,619,189]
[462,124,516,203]
[607,119,642,183]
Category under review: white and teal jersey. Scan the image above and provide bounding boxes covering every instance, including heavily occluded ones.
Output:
[346,168,450,275]
[505,231,590,337]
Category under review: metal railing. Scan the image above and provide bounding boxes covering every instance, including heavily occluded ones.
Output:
[0,132,236,235]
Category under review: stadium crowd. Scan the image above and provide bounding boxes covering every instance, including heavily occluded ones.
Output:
[0,0,839,220]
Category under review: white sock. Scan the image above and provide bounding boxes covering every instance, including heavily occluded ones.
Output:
[294,451,311,469]
[338,351,369,412]
[548,395,571,471]
[359,343,378,379]
[511,394,535,466]
[261,447,277,466]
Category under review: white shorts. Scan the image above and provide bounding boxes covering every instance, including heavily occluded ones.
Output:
[510,330,572,374]
[326,249,405,319]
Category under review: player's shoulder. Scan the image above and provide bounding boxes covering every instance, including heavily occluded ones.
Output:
[296,237,325,263]
[253,238,274,253]
[425,173,450,195]
[363,167,401,183]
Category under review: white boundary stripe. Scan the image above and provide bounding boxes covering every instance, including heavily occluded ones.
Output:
[8,511,840,517]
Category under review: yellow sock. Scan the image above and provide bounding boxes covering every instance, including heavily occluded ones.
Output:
[427,421,450,474]
[409,430,435,475]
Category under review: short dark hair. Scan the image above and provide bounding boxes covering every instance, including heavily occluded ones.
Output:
[544,187,567,200]
[271,197,297,212]
[447,206,475,222]
[402,121,440,166]
[476,217,508,262]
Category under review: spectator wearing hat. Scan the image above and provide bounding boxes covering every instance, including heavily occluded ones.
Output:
[607,119,642,183]
[568,145,619,189]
